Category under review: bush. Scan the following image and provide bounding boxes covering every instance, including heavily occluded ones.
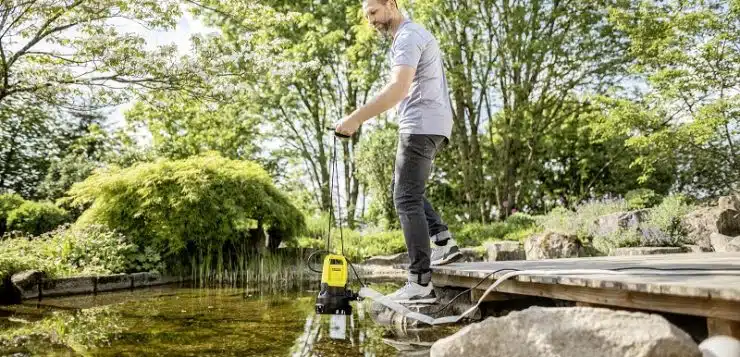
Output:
[6,201,68,236]
[642,194,695,242]
[538,198,630,239]
[65,153,305,267]
[349,230,406,261]
[626,188,662,209]
[0,224,158,292]
[0,193,26,236]
[454,215,539,247]
[52,224,160,275]
[506,213,537,228]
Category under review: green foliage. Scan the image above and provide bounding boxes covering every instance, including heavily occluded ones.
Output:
[642,194,695,241]
[538,198,631,239]
[0,224,150,289]
[6,201,68,236]
[454,214,539,247]
[356,124,398,229]
[0,193,25,236]
[592,229,643,255]
[66,153,305,263]
[608,0,740,197]
[346,230,407,262]
[626,188,662,209]
[290,226,405,263]
[125,91,261,161]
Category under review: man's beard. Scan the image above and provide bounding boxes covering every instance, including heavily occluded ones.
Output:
[374,21,392,37]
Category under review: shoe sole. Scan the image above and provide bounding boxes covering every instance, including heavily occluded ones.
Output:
[431,250,463,266]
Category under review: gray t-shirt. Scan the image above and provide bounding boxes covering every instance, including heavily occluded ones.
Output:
[390,19,453,139]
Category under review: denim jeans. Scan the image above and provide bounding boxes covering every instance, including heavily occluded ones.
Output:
[390,133,449,285]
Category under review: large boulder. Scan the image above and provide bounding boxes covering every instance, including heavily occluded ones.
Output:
[484,241,525,261]
[718,194,740,211]
[430,306,702,357]
[682,199,740,250]
[709,233,740,253]
[11,270,45,292]
[595,209,649,237]
[524,231,583,260]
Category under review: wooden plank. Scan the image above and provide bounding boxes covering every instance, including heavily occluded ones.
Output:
[432,273,740,321]
[470,289,514,302]
[432,252,740,301]
[707,318,740,339]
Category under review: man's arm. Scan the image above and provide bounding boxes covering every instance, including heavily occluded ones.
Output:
[335,65,415,135]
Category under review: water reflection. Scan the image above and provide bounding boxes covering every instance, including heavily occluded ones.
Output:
[0,283,459,356]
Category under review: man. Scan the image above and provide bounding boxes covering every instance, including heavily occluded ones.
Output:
[334,0,461,304]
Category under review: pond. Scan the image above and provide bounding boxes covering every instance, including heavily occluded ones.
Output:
[0,282,461,356]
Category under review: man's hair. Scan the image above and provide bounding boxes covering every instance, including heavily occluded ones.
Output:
[367,0,396,7]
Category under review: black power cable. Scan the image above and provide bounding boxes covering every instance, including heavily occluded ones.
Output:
[305,130,367,287]
[429,268,520,315]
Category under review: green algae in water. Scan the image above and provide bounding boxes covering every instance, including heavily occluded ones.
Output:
[0,284,461,356]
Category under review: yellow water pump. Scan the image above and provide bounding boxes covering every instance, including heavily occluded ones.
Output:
[314,254,359,315]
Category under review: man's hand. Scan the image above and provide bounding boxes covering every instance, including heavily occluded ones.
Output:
[334,115,362,137]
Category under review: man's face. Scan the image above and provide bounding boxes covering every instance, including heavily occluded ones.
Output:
[363,0,395,36]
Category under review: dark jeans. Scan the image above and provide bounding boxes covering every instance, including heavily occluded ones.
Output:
[390,133,449,285]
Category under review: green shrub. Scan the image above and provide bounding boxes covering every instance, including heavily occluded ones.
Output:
[454,217,538,247]
[65,153,305,267]
[591,229,643,255]
[626,188,662,209]
[0,193,26,236]
[0,224,152,280]
[506,213,536,228]
[350,230,406,261]
[642,194,694,242]
[6,201,68,236]
[454,222,508,246]
[538,198,630,239]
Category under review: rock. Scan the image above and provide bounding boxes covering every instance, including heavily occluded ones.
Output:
[460,247,485,262]
[10,270,45,291]
[524,231,583,260]
[718,194,740,211]
[710,233,740,253]
[430,306,702,357]
[484,241,525,261]
[682,203,740,250]
[612,247,687,256]
[699,335,740,357]
[362,252,409,266]
[595,210,649,237]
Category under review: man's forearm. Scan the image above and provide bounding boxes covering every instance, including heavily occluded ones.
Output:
[347,82,407,124]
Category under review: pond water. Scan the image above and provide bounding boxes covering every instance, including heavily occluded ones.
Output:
[0,282,461,356]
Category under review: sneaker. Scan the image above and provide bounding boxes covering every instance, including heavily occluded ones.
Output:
[385,281,437,304]
[431,238,462,266]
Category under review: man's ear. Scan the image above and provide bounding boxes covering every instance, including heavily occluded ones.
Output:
[391,64,415,98]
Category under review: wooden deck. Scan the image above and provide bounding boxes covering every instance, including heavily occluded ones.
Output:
[431,252,740,338]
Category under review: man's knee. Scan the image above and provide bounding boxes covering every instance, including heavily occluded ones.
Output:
[393,190,423,215]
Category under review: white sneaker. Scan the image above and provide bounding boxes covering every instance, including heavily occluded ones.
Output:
[431,238,462,266]
[385,281,437,304]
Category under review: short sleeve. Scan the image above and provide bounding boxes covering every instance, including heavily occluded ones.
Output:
[391,30,424,69]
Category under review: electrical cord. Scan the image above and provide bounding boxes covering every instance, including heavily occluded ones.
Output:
[305,131,367,288]
[429,268,520,315]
